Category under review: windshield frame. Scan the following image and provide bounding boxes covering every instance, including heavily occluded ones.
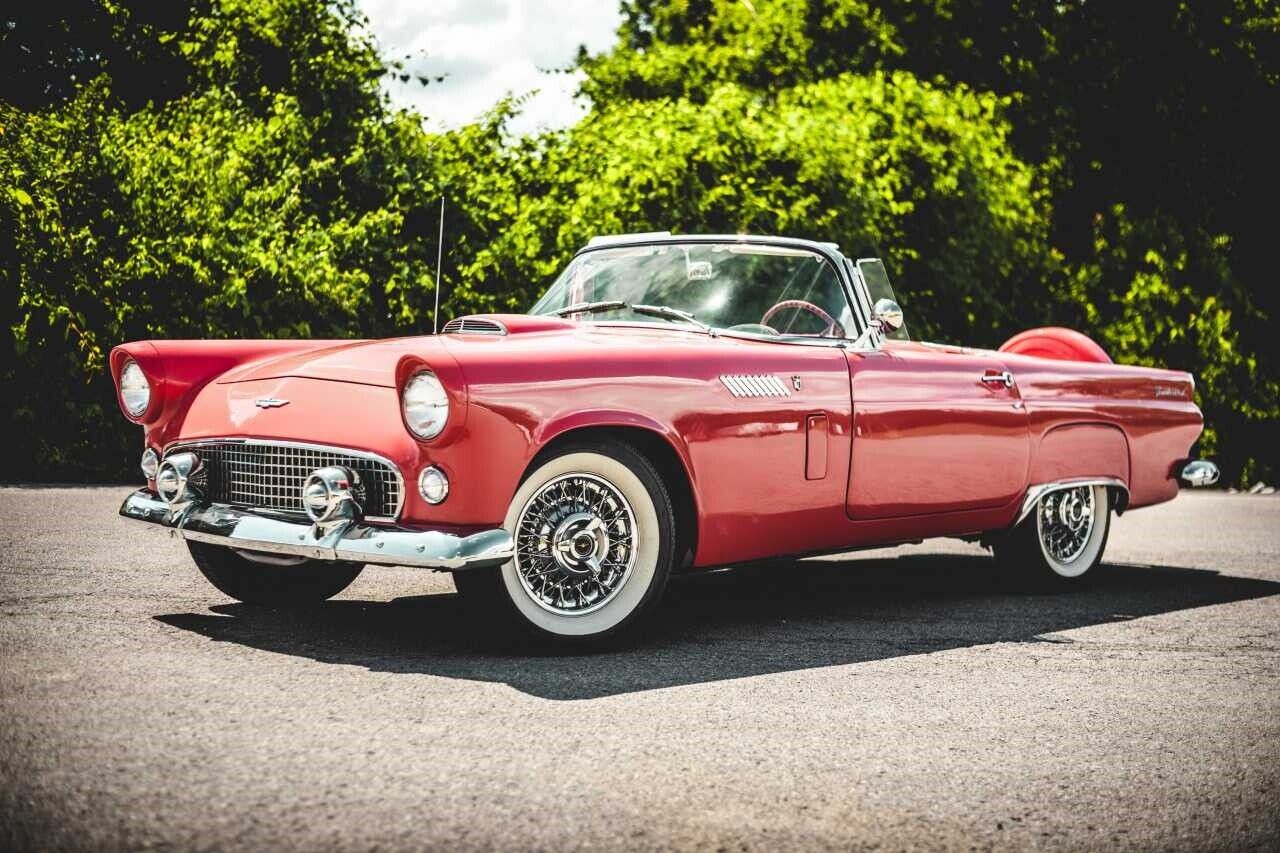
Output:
[534,234,873,346]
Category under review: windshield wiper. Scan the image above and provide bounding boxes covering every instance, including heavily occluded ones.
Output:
[552,300,628,317]
[553,300,713,334]
[630,304,712,333]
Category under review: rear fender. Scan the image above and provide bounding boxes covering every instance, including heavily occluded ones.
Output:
[1029,423,1131,509]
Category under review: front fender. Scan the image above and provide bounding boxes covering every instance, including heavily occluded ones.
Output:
[533,407,701,496]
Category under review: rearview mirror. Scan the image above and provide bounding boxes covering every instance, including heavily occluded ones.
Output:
[873,298,904,333]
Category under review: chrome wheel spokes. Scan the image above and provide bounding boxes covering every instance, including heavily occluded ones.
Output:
[1037,485,1095,564]
[514,473,637,615]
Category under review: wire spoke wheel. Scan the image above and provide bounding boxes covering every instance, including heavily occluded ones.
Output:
[1036,485,1096,565]
[514,473,637,616]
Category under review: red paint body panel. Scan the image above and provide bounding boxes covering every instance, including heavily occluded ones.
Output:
[1029,424,1130,489]
[110,313,1205,567]
[846,343,1031,520]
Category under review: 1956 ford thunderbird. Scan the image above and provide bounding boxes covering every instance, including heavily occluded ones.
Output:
[114,233,1219,643]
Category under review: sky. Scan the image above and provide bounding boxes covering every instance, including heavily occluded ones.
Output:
[356,0,624,135]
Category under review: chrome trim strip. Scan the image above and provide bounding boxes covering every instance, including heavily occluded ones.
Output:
[720,374,791,398]
[1016,477,1130,526]
[120,490,513,571]
[161,437,406,523]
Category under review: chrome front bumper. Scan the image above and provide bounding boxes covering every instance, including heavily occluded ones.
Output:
[119,490,513,570]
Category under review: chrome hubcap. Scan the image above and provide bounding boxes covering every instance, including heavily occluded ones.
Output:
[1038,486,1095,564]
[515,473,637,615]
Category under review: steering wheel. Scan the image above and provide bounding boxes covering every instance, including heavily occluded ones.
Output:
[761,300,846,338]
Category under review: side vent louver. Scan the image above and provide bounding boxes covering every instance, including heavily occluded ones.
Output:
[442,317,508,336]
[720,374,792,398]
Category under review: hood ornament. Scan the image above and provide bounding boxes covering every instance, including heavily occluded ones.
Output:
[254,398,290,409]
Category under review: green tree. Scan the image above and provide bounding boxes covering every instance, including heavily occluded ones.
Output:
[484,71,1052,344]
[4,0,1275,484]
[581,0,1280,483]
[1,0,446,478]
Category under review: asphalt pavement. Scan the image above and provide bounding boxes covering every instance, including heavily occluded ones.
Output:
[2,487,1277,851]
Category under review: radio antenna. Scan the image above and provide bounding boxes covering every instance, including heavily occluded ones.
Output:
[433,196,445,334]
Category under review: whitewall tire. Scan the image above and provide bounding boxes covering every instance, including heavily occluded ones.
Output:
[993,484,1111,586]
[455,439,676,644]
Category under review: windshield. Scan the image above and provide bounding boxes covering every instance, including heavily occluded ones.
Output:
[530,242,858,339]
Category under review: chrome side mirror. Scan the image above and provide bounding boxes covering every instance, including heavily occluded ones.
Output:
[873,298,904,333]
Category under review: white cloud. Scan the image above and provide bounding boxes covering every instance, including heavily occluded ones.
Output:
[357,0,623,135]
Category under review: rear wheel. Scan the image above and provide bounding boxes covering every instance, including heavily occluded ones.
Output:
[459,439,677,645]
[187,541,364,605]
[993,484,1111,587]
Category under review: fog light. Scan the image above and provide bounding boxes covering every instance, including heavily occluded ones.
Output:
[140,448,160,480]
[155,451,200,505]
[418,465,449,504]
[302,466,362,523]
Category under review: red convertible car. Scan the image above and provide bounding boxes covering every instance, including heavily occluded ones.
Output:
[114,233,1218,643]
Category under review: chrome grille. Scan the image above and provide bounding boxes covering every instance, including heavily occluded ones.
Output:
[174,441,402,521]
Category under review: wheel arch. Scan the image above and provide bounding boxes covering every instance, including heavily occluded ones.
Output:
[526,419,700,569]
[1015,478,1131,528]
[1028,422,1132,514]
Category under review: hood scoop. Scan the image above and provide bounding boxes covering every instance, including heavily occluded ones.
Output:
[440,313,576,336]
[441,316,507,335]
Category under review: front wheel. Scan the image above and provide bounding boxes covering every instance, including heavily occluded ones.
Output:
[992,484,1111,587]
[460,440,677,645]
[187,541,364,605]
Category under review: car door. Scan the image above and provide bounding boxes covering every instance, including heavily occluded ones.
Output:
[844,341,1031,520]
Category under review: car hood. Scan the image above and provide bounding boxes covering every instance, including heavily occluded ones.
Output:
[214,314,777,387]
[215,337,444,387]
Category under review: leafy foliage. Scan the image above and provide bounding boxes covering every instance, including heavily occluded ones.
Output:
[2,0,1276,483]
[582,0,1280,483]
[495,71,1052,345]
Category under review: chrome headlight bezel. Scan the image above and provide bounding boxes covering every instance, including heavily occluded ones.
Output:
[418,465,450,504]
[402,371,450,440]
[120,358,152,417]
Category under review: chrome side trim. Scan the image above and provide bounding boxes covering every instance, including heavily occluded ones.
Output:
[720,374,792,398]
[120,490,513,571]
[1016,477,1130,526]
[1179,459,1220,488]
[162,437,406,523]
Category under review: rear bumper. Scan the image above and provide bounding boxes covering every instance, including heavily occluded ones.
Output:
[119,489,513,570]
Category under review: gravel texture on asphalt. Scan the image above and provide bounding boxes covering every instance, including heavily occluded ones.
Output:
[2,487,1277,851]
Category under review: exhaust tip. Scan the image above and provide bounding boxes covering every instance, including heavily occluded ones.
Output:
[1180,459,1220,488]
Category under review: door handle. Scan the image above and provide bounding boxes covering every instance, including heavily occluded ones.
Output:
[981,370,1015,388]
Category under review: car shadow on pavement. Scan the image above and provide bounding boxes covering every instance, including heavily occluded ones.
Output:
[155,555,1280,700]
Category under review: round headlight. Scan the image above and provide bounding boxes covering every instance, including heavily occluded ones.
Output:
[120,359,151,416]
[402,371,449,439]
